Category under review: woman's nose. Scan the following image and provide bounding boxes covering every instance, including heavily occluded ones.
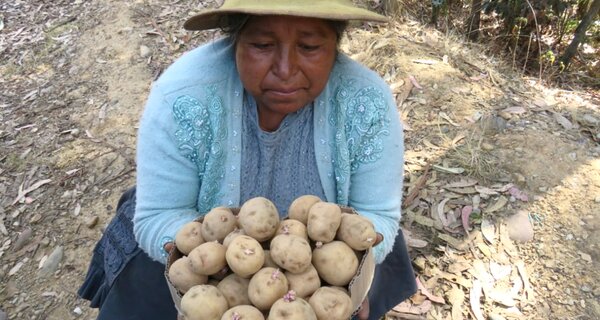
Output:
[273,46,297,80]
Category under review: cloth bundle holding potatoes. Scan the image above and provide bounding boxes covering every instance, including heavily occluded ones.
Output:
[166,195,377,320]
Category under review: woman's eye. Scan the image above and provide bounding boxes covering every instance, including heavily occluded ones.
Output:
[300,44,320,51]
[251,43,272,49]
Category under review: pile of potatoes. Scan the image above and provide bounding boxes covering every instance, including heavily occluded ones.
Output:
[167,195,377,320]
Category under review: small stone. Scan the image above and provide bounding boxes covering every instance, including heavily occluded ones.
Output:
[593,287,600,297]
[506,210,534,242]
[73,307,83,315]
[481,142,494,151]
[582,285,592,293]
[547,282,555,290]
[498,111,512,120]
[568,152,577,161]
[140,45,151,58]
[40,237,50,247]
[580,252,593,263]
[38,246,63,278]
[30,213,42,224]
[85,216,99,229]
[581,114,599,127]
[565,234,574,241]
[13,228,32,251]
[595,196,600,203]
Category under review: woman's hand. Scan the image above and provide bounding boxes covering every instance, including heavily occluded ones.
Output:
[373,233,383,247]
[163,242,175,253]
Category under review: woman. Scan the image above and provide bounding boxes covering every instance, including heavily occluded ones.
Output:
[79,1,417,319]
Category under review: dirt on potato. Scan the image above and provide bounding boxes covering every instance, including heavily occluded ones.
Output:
[0,0,599,319]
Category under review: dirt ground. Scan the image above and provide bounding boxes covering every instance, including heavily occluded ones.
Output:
[1,0,599,319]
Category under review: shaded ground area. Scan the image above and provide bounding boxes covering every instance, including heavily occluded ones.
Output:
[1,0,599,319]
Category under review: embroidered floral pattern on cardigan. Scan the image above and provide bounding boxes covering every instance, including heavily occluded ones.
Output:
[172,89,227,213]
[330,76,391,203]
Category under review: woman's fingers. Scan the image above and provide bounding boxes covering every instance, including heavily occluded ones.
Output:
[163,241,175,253]
[373,233,383,246]
[357,297,370,320]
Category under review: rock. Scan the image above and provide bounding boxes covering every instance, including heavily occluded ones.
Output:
[40,237,51,247]
[480,115,507,134]
[38,246,64,278]
[581,285,592,293]
[140,45,151,58]
[13,228,32,251]
[498,111,512,120]
[66,87,88,100]
[580,252,592,263]
[506,211,534,242]
[581,114,599,127]
[515,173,526,183]
[482,142,494,151]
[595,196,600,203]
[85,216,99,229]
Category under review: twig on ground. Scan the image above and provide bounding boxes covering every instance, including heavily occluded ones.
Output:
[402,164,431,209]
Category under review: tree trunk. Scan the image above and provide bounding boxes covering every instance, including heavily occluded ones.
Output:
[560,0,600,67]
[467,0,483,41]
[382,0,401,17]
[431,3,441,25]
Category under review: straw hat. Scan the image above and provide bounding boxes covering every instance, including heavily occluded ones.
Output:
[184,0,388,31]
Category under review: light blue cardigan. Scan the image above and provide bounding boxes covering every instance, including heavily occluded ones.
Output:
[134,38,404,264]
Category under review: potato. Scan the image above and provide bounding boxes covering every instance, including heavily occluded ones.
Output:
[275,219,308,240]
[180,285,228,320]
[189,241,228,276]
[306,202,341,243]
[312,241,358,286]
[336,213,377,251]
[226,235,265,278]
[202,207,237,242]
[223,228,246,247]
[238,197,280,241]
[269,234,312,274]
[168,256,208,294]
[288,195,321,225]
[309,287,353,320]
[268,292,317,320]
[284,265,321,298]
[217,274,251,307]
[175,221,205,255]
[221,305,265,320]
[248,267,289,311]
[263,250,279,269]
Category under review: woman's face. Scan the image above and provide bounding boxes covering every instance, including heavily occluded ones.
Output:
[235,15,338,131]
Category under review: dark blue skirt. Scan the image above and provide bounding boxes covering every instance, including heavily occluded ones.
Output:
[79,188,416,320]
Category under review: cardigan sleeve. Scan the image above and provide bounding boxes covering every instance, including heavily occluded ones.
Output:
[133,83,201,263]
[346,83,404,264]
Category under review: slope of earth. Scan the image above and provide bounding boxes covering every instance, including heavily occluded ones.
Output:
[0,0,598,320]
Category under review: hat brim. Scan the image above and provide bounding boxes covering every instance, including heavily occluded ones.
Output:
[184,3,388,31]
